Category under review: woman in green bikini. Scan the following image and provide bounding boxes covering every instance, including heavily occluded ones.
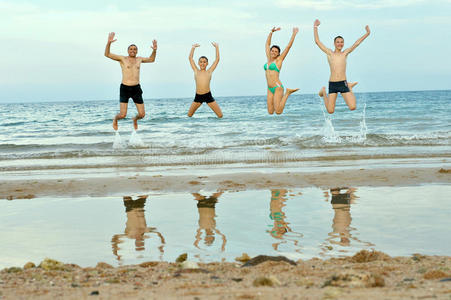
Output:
[265,27,299,115]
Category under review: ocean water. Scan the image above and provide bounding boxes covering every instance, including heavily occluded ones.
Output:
[0,90,450,174]
[1,186,450,268]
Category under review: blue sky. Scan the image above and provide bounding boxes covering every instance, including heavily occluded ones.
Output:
[0,0,450,102]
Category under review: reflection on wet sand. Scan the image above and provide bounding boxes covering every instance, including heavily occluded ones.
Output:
[320,187,373,256]
[193,191,227,251]
[111,195,165,262]
[268,189,303,251]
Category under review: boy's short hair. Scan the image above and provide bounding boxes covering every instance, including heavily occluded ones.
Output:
[334,36,344,42]
[128,44,138,50]
[199,56,208,62]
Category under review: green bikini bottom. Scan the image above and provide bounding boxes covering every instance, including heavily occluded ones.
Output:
[268,83,284,94]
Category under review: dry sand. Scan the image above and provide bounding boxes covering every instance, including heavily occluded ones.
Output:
[1,251,450,299]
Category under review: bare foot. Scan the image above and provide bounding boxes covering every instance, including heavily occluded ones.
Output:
[286,88,300,95]
[113,118,118,131]
[348,82,358,90]
[319,87,326,97]
[132,117,138,130]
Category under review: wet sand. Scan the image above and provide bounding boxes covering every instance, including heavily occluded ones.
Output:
[1,167,450,200]
[1,251,450,299]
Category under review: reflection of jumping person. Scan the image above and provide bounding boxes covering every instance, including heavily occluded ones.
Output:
[320,187,373,256]
[111,195,165,261]
[104,32,157,131]
[264,27,299,115]
[314,20,370,114]
[188,43,223,118]
[329,187,355,246]
[268,189,302,251]
[192,191,226,251]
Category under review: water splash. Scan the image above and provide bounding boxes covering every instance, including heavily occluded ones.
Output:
[318,99,342,143]
[113,131,126,149]
[128,130,146,148]
[359,103,368,140]
[348,103,368,143]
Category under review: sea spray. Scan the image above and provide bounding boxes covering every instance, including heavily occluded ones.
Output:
[318,99,341,143]
[359,103,368,141]
[348,103,368,144]
[128,130,146,148]
[113,131,126,149]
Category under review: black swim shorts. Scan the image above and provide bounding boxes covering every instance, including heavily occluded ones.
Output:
[331,193,351,205]
[328,80,350,94]
[120,84,144,104]
[194,91,215,104]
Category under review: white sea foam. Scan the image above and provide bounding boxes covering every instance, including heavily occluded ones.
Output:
[128,130,146,148]
[113,131,126,149]
[318,100,342,143]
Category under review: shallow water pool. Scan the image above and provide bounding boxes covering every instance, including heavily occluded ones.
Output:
[0,185,450,268]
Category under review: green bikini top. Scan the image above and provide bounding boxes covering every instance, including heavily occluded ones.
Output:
[264,62,280,73]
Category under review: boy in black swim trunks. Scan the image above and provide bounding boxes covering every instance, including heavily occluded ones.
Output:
[314,19,370,114]
[105,32,157,130]
[188,43,223,118]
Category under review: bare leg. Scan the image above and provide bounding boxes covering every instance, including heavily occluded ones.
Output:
[113,102,128,131]
[342,92,357,111]
[348,82,358,90]
[207,101,223,118]
[266,89,275,115]
[319,87,338,114]
[188,102,202,117]
[272,87,284,115]
[275,88,299,114]
[132,103,145,130]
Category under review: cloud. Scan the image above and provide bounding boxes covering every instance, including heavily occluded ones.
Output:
[0,2,259,43]
[276,0,426,10]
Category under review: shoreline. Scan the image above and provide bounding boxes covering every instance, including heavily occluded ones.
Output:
[1,166,450,200]
[1,250,450,299]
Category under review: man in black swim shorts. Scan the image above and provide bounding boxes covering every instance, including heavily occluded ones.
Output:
[194,91,215,104]
[120,84,144,104]
[105,32,158,130]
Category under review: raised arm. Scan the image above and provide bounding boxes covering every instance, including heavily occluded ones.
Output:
[142,39,157,63]
[313,20,331,54]
[344,25,370,55]
[279,27,299,61]
[266,27,280,59]
[208,42,220,72]
[189,44,200,71]
[104,32,123,61]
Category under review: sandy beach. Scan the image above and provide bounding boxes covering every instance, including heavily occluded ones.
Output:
[1,166,450,200]
[1,250,450,299]
[1,166,450,299]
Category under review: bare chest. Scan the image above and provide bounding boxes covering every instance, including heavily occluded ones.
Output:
[195,71,212,81]
[327,53,347,67]
[122,59,141,71]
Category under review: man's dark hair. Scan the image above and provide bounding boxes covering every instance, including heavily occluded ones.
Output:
[270,45,281,54]
[334,36,344,42]
[128,44,138,50]
[199,56,208,62]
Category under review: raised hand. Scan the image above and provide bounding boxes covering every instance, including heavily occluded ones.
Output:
[293,27,299,35]
[192,43,200,48]
[365,25,370,34]
[151,39,158,50]
[314,19,320,27]
[271,27,281,33]
[108,32,117,43]
[211,42,219,48]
